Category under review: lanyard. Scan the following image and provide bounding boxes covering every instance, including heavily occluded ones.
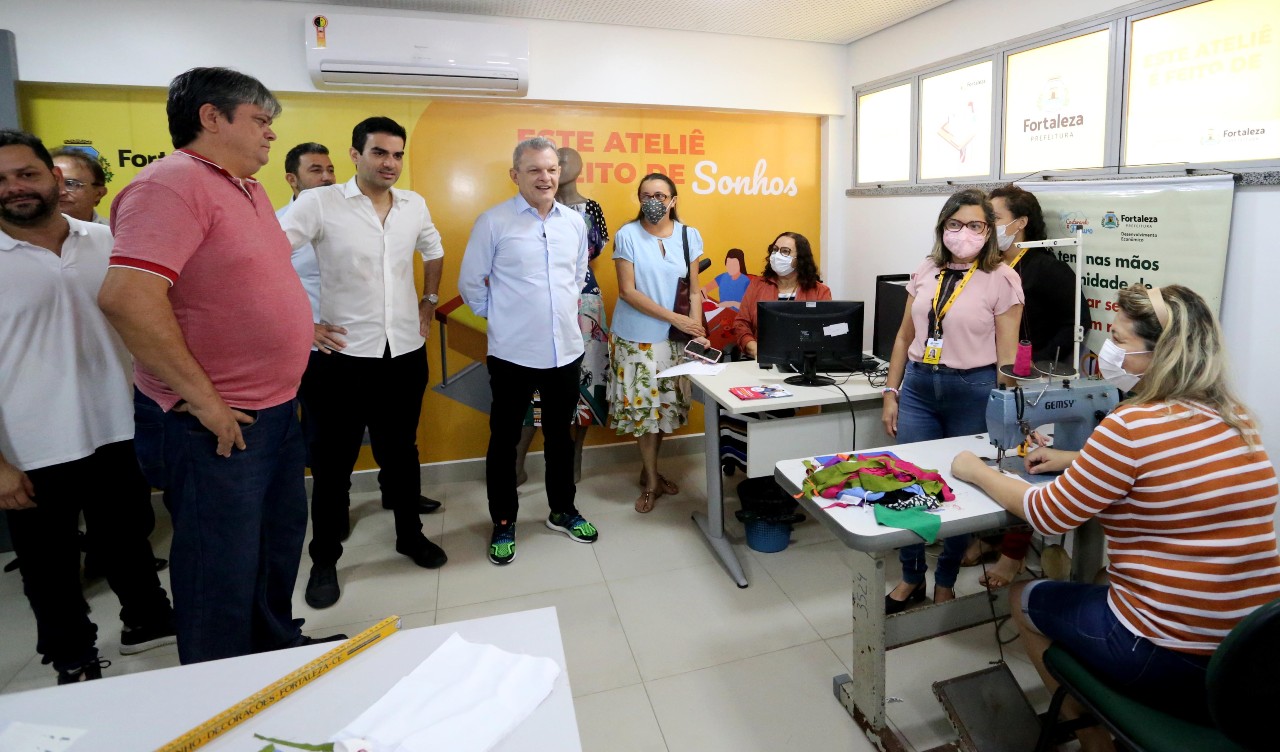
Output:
[1009,247,1029,270]
[930,263,978,337]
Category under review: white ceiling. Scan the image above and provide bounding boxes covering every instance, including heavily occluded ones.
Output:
[273,0,954,45]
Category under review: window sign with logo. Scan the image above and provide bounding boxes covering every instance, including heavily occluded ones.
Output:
[918,60,993,180]
[856,82,912,184]
[1125,0,1280,167]
[1004,29,1112,176]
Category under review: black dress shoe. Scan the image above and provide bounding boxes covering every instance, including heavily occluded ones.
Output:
[884,581,927,615]
[383,495,443,514]
[305,564,340,609]
[395,536,448,569]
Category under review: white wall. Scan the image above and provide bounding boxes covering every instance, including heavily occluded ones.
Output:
[837,0,1280,454]
[3,0,847,115]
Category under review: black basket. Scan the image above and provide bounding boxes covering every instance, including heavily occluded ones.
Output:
[735,476,805,525]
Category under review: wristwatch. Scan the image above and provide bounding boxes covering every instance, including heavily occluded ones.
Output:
[423,293,439,305]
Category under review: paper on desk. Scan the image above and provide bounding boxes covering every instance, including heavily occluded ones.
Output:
[331,633,560,752]
[656,361,726,378]
[0,721,86,752]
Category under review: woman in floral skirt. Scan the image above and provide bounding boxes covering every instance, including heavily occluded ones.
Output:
[609,173,705,513]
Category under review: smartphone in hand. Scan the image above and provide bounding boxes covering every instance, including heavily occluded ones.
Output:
[683,340,723,364]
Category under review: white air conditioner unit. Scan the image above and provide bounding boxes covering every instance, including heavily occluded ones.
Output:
[305,13,529,96]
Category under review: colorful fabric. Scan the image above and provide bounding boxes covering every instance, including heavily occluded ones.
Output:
[873,506,943,544]
[801,453,955,503]
[607,334,691,436]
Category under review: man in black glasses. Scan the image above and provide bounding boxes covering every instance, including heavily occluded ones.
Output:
[51,148,109,226]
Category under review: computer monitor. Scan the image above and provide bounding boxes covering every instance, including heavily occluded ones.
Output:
[757,300,864,387]
[873,274,910,362]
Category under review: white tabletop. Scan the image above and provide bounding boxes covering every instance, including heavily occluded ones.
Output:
[689,360,884,414]
[775,434,1025,553]
[0,607,579,751]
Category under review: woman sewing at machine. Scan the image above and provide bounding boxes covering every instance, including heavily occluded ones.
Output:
[951,284,1280,752]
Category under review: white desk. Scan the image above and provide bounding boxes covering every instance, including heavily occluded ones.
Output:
[687,360,887,587]
[0,607,580,751]
[775,435,1101,747]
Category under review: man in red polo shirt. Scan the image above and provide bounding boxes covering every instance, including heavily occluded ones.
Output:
[99,67,342,663]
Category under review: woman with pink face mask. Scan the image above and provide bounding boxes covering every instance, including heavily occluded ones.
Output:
[880,188,1024,613]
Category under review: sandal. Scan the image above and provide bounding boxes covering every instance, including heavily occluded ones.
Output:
[639,473,679,497]
[960,539,999,567]
[635,489,658,514]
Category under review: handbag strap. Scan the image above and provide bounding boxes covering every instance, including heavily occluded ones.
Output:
[681,224,690,280]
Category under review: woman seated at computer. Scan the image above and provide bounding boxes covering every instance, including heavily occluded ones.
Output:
[881,188,1023,613]
[609,173,705,514]
[951,284,1280,750]
[963,184,1090,589]
[730,232,831,359]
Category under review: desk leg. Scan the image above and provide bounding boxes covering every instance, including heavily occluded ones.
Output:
[836,549,889,730]
[691,387,748,588]
[438,322,451,387]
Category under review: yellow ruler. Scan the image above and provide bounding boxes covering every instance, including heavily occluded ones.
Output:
[156,615,401,752]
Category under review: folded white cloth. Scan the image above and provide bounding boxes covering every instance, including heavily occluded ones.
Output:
[332,633,561,752]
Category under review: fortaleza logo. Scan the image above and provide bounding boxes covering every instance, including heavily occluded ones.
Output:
[1102,211,1119,229]
[1025,75,1084,143]
[1201,126,1267,146]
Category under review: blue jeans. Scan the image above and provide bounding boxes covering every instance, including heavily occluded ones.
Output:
[896,361,995,587]
[163,400,308,664]
[133,386,166,490]
[1023,580,1212,722]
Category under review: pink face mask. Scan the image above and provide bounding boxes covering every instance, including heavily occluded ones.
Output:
[943,227,986,260]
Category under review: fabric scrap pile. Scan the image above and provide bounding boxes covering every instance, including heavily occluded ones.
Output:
[800,452,955,543]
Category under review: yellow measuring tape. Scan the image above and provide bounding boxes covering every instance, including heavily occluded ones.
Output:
[156,615,402,752]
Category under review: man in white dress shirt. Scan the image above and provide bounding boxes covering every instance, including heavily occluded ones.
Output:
[279,117,447,609]
[0,130,175,683]
[459,136,597,567]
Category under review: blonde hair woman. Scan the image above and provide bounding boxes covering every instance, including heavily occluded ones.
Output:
[952,284,1280,751]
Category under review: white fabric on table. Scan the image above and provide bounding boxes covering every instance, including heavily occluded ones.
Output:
[332,633,560,752]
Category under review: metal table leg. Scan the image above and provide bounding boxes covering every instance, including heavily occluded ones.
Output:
[691,386,748,588]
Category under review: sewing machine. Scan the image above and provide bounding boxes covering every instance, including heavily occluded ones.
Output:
[986,378,1119,479]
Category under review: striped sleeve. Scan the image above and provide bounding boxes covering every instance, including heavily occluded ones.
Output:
[1022,411,1136,535]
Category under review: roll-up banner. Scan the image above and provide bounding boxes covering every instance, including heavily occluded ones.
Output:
[1025,174,1234,373]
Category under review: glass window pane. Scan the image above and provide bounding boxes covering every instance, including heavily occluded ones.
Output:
[919,60,993,180]
[856,83,911,183]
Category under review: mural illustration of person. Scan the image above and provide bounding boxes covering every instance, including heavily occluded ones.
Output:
[701,248,751,311]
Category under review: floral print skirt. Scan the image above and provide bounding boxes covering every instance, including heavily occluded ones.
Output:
[607,334,692,437]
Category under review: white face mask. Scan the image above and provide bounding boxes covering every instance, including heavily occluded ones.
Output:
[769,252,795,276]
[1097,338,1150,393]
[995,222,1017,251]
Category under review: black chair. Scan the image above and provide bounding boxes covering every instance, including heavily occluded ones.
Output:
[1034,597,1279,751]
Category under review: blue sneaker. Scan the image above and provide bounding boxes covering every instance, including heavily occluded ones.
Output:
[489,522,516,565]
[546,512,598,543]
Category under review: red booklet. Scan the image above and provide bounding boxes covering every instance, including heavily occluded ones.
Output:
[728,385,794,400]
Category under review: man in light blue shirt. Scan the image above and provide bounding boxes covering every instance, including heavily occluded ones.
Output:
[459,136,597,566]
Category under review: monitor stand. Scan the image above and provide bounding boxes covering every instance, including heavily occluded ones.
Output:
[784,353,835,387]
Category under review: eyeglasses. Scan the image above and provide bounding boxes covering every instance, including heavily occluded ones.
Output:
[944,219,988,233]
[768,245,795,257]
[639,192,670,202]
[61,178,101,193]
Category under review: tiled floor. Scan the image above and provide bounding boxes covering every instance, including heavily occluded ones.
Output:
[0,450,1055,751]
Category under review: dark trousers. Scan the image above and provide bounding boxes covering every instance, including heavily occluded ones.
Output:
[133,387,166,491]
[306,346,428,566]
[486,355,583,524]
[164,401,308,664]
[297,350,324,467]
[7,440,172,672]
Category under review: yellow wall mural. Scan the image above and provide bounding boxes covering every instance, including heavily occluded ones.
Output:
[19,84,821,467]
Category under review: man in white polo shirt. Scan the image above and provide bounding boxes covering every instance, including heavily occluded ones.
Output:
[0,130,175,684]
[279,117,447,610]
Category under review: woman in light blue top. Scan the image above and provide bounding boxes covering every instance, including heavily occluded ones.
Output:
[609,173,705,513]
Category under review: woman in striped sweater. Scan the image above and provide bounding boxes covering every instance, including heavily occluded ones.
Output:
[951,284,1280,751]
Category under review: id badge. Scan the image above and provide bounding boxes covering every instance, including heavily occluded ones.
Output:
[922,337,944,365]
